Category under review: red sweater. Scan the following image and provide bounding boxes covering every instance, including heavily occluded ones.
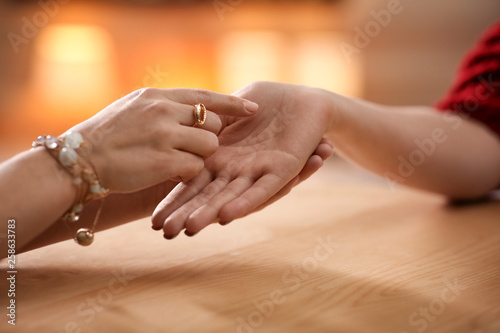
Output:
[436,21,500,138]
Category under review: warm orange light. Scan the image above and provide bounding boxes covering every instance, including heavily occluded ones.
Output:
[292,33,363,98]
[37,25,113,64]
[33,24,118,120]
[217,31,362,97]
[217,31,285,94]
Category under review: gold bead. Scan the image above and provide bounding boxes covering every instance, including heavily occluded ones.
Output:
[75,228,94,246]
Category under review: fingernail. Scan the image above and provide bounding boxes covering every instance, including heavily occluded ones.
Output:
[184,230,197,237]
[152,225,162,231]
[243,100,259,113]
[163,234,177,240]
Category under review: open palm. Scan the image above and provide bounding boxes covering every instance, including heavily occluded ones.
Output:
[152,82,333,238]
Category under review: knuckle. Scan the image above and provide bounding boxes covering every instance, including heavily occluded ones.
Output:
[249,81,269,90]
[130,88,166,114]
[135,87,157,98]
[155,98,175,115]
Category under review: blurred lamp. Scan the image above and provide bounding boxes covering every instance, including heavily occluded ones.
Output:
[33,24,118,120]
[292,33,363,97]
[217,31,284,94]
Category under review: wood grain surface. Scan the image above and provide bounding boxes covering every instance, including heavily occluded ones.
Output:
[1,162,500,333]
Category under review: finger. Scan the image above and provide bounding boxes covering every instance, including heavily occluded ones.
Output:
[242,155,324,218]
[296,155,324,184]
[315,138,334,161]
[173,127,219,158]
[220,152,327,224]
[185,177,254,234]
[162,202,201,238]
[239,176,300,219]
[151,170,212,230]
[201,111,222,135]
[161,176,230,238]
[166,88,259,116]
[178,106,222,134]
[219,173,287,222]
[159,150,206,183]
[232,154,325,221]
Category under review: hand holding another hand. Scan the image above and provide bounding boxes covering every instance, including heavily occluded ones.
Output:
[152,82,334,238]
[70,87,257,194]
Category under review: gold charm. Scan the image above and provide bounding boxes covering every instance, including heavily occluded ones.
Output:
[75,228,94,246]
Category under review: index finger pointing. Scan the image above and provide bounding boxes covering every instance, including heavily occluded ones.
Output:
[165,88,259,116]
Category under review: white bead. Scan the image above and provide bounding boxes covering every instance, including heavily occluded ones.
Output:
[90,183,101,194]
[64,131,84,149]
[73,177,82,185]
[68,213,80,222]
[73,204,84,213]
[59,147,78,167]
[45,136,58,149]
[32,136,45,148]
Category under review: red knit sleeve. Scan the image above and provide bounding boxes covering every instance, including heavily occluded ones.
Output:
[435,21,500,138]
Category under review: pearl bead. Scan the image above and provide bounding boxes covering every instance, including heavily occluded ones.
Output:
[75,228,94,246]
[33,136,45,148]
[45,135,59,149]
[59,147,78,167]
[90,183,101,194]
[64,131,83,149]
[73,204,84,214]
[67,213,80,222]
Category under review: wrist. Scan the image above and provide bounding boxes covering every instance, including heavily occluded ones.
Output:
[6,148,76,249]
[69,124,110,193]
[315,88,350,136]
[29,147,76,208]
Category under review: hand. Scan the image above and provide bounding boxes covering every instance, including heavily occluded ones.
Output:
[152,82,334,238]
[240,137,334,217]
[70,88,257,193]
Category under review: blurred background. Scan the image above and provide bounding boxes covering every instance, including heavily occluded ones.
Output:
[0,0,499,159]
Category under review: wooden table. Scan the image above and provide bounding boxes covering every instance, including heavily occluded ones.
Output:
[2,161,500,333]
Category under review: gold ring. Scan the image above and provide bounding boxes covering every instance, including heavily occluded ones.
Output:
[193,103,207,127]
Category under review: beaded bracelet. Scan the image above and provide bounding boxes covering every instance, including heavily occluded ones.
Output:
[32,131,109,246]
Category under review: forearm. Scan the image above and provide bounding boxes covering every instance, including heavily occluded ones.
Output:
[324,92,500,198]
[0,148,75,254]
[19,181,178,253]
[0,147,177,256]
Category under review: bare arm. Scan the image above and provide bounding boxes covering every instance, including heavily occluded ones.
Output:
[325,92,500,198]
[0,148,75,252]
[0,148,177,253]
[20,180,177,252]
